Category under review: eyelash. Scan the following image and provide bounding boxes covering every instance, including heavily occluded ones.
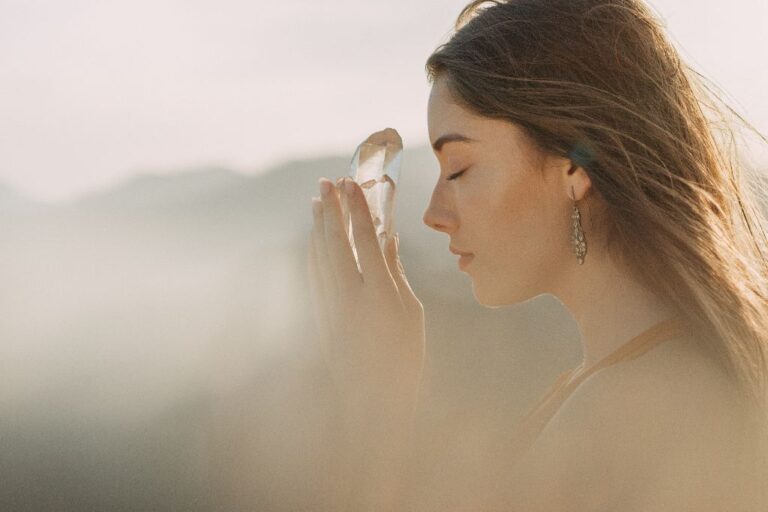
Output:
[447,168,467,181]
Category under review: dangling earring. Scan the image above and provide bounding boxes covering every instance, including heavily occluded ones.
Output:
[570,185,587,265]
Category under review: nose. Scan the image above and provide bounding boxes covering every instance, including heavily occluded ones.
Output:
[422,186,458,234]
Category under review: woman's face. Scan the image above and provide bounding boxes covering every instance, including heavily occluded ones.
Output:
[423,76,575,307]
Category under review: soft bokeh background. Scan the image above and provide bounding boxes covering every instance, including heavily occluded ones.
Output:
[0,0,766,510]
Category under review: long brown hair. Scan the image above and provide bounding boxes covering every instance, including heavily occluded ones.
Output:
[425,0,768,431]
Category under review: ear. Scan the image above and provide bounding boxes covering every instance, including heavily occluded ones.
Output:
[566,163,592,202]
[544,154,592,202]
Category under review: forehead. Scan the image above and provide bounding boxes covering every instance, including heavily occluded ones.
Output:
[427,77,520,151]
[427,77,545,166]
[427,77,479,139]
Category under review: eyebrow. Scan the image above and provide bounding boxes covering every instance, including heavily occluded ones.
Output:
[431,133,476,153]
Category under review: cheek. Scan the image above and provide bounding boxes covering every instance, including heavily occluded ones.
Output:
[481,181,569,279]
[476,172,546,244]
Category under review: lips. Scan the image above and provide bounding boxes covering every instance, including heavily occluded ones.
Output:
[450,246,475,271]
[449,246,473,256]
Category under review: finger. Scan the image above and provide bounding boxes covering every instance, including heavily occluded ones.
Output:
[342,177,395,288]
[382,232,400,291]
[319,178,362,298]
[307,225,332,346]
[311,195,340,332]
[384,233,423,314]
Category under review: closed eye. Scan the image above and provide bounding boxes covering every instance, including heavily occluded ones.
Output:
[447,168,467,181]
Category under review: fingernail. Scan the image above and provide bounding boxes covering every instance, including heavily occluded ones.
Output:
[319,179,332,197]
[344,178,354,196]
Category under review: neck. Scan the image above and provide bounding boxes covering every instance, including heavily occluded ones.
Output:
[552,248,679,370]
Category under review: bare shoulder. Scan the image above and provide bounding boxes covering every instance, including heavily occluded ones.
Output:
[512,335,759,511]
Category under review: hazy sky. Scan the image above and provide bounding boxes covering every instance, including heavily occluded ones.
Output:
[1,0,766,202]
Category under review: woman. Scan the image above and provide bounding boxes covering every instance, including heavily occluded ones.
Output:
[308,0,768,510]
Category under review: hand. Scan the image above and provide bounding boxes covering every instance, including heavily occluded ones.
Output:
[307,176,425,430]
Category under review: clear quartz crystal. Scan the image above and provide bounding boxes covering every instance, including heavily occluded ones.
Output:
[340,128,402,273]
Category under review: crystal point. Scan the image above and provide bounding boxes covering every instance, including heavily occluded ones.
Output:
[341,128,403,270]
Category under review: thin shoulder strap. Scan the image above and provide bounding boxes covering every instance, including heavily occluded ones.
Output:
[577,315,689,383]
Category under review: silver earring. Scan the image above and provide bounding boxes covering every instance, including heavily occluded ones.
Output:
[570,186,587,265]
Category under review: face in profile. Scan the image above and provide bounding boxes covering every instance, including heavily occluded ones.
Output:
[423,76,578,307]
